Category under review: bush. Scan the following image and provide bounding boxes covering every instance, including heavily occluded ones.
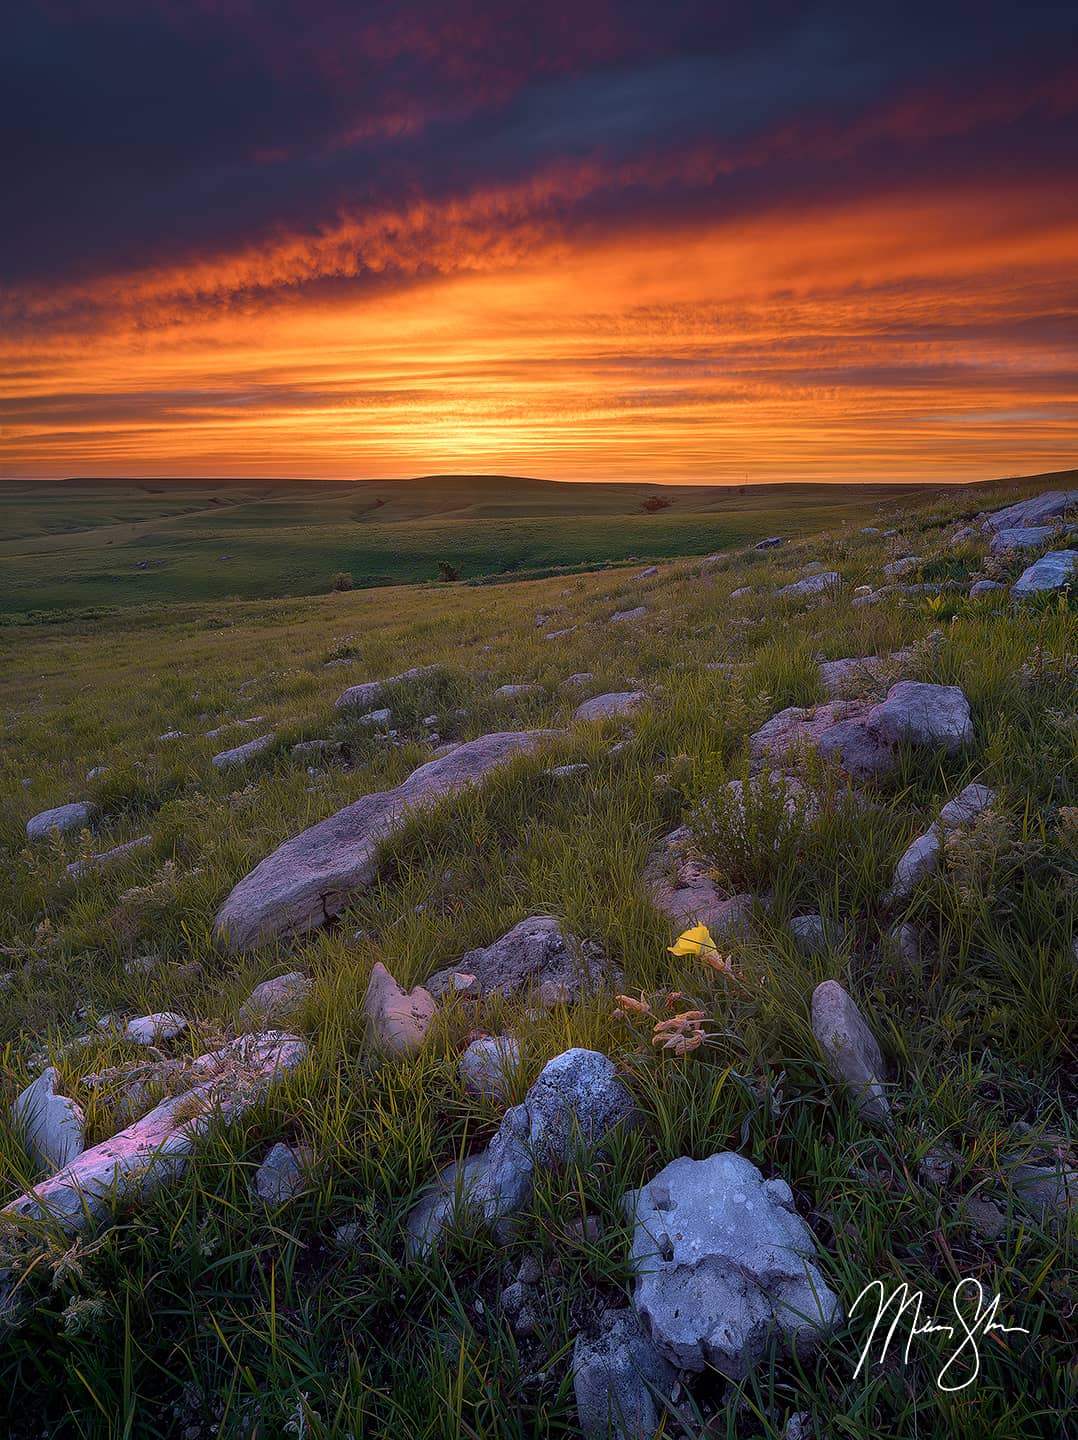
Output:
[332,572,354,592]
[640,495,672,513]
[437,560,461,582]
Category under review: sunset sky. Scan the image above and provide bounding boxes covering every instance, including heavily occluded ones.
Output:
[3,1,1078,483]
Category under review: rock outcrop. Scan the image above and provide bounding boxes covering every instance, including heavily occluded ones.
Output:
[623,1152,841,1377]
[1013,550,1078,596]
[215,730,563,952]
[985,490,1077,531]
[642,826,752,939]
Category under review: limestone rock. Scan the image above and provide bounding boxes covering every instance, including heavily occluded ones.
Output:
[970,579,1005,596]
[986,489,1078,531]
[749,701,893,780]
[623,1152,841,1377]
[215,730,563,952]
[778,572,840,598]
[789,914,845,956]
[811,981,890,1126]
[238,972,311,1030]
[888,782,996,900]
[4,1033,307,1233]
[754,536,785,549]
[358,707,393,726]
[642,826,752,938]
[336,664,442,711]
[730,586,753,599]
[573,1308,676,1440]
[1008,1161,1078,1219]
[989,526,1054,556]
[125,1012,188,1045]
[634,566,659,579]
[883,556,922,577]
[212,733,275,769]
[65,835,152,879]
[561,672,594,690]
[426,916,606,1006]
[363,962,436,1056]
[1012,550,1078,596]
[611,606,647,624]
[26,802,97,840]
[251,1142,307,1204]
[493,684,541,700]
[13,1067,85,1173]
[459,1036,521,1101]
[865,681,972,753]
[575,692,645,722]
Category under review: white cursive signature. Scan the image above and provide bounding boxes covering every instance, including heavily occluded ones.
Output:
[850,1278,1030,1391]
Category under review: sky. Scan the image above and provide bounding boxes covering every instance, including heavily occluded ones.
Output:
[3,1,1078,484]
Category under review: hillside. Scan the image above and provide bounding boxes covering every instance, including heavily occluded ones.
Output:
[7,471,1075,617]
[0,477,1074,1438]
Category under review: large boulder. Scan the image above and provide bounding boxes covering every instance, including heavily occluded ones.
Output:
[4,1033,306,1233]
[425,915,606,1006]
[215,730,563,952]
[985,489,1078,531]
[810,981,890,1126]
[336,664,442,711]
[12,1067,85,1173]
[623,1152,841,1378]
[363,962,436,1056]
[1012,550,1078,596]
[406,1049,634,1257]
[573,1308,676,1440]
[864,681,972,753]
[989,526,1054,556]
[26,802,97,841]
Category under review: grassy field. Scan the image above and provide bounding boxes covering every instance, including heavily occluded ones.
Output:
[0,472,1016,617]
[0,472,1074,1438]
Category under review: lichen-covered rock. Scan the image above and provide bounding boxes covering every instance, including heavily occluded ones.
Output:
[425,916,606,1006]
[12,1067,85,1173]
[573,1308,676,1440]
[623,1152,841,1377]
[215,730,563,952]
[26,802,97,840]
[865,681,972,753]
[1012,549,1078,596]
[363,963,436,1056]
[810,981,890,1126]
[574,692,645,722]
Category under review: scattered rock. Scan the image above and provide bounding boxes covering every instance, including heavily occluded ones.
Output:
[215,730,564,952]
[336,664,442,711]
[883,556,922,577]
[643,826,753,939]
[574,692,645,722]
[985,489,1078,531]
[499,1279,539,1336]
[866,681,972,753]
[890,922,923,965]
[363,963,436,1056]
[237,972,312,1030]
[1008,1161,1078,1219]
[1012,550,1078,596]
[65,834,152,879]
[4,1033,307,1234]
[406,1049,634,1256]
[26,802,97,840]
[634,566,659,579]
[125,1012,188,1045]
[623,1152,842,1377]
[778,572,840,598]
[963,1194,1006,1239]
[888,782,996,900]
[251,1142,308,1204]
[573,1308,676,1440]
[810,981,891,1127]
[560,673,594,689]
[750,700,892,780]
[918,1147,957,1189]
[12,1067,85,1173]
[969,579,1005,596]
[158,730,186,742]
[730,586,753,599]
[754,536,785,549]
[784,1415,814,1440]
[789,913,845,955]
[426,916,607,1006]
[459,1036,521,1101]
[212,733,275,769]
[818,656,888,697]
[989,526,1054,556]
[86,766,108,781]
[545,763,590,778]
[203,716,267,739]
[610,606,647,624]
[358,707,393,726]
[493,684,541,701]
[951,527,979,545]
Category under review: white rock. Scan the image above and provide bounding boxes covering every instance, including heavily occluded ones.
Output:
[866,681,972,753]
[335,664,442,710]
[574,692,645,722]
[26,802,97,840]
[811,981,890,1126]
[610,606,647,624]
[125,1012,188,1045]
[211,733,274,769]
[65,835,152,879]
[12,1067,85,1173]
[1012,550,1078,596]
[986,489,1078,531]
[459,1036,521,1101]
[778,572,841,597]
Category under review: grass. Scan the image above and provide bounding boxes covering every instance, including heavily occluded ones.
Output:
[0,472,1074,1437]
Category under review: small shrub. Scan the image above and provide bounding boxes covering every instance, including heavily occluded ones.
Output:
[331,572,354,592]
[437,560,462,582]
[640,495,672,514]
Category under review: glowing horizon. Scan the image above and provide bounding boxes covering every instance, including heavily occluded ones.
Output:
[3,4,1077,484]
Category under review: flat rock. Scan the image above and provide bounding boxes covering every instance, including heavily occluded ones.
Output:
[970,579,1005,596]
[642,826,752,938]
[610,606,647,624]
[1012,549,1078,596]
[4,1032,307,1233]
[407,1049,634,1257]
[634,566,659,579]
[26,802,97,840]
[989,526,1054,556]
[493,684,541,700]
[574,691,645,722]
[818,656,887,697]
[336,664,442,711]
[560,672,594,689]
[237,972,312,1029]
[212,733,274,769]
[358,707,392,726]
[623,1152,842,1378]
[778,572,840,598]
[426,915,606,1006]
[459,1036,521,1101]
[251,1141,307,1204]
[986,489,1078,531]
[215,729,563,952]
[65,834,152,879]
[363,962,436,1056]
[754,536,784,549]
[125,1012,188,1045]
[810,981,890,1126]
[12,1067,85,1174]
[573,1308,676,1440]
[865,681,972,753]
